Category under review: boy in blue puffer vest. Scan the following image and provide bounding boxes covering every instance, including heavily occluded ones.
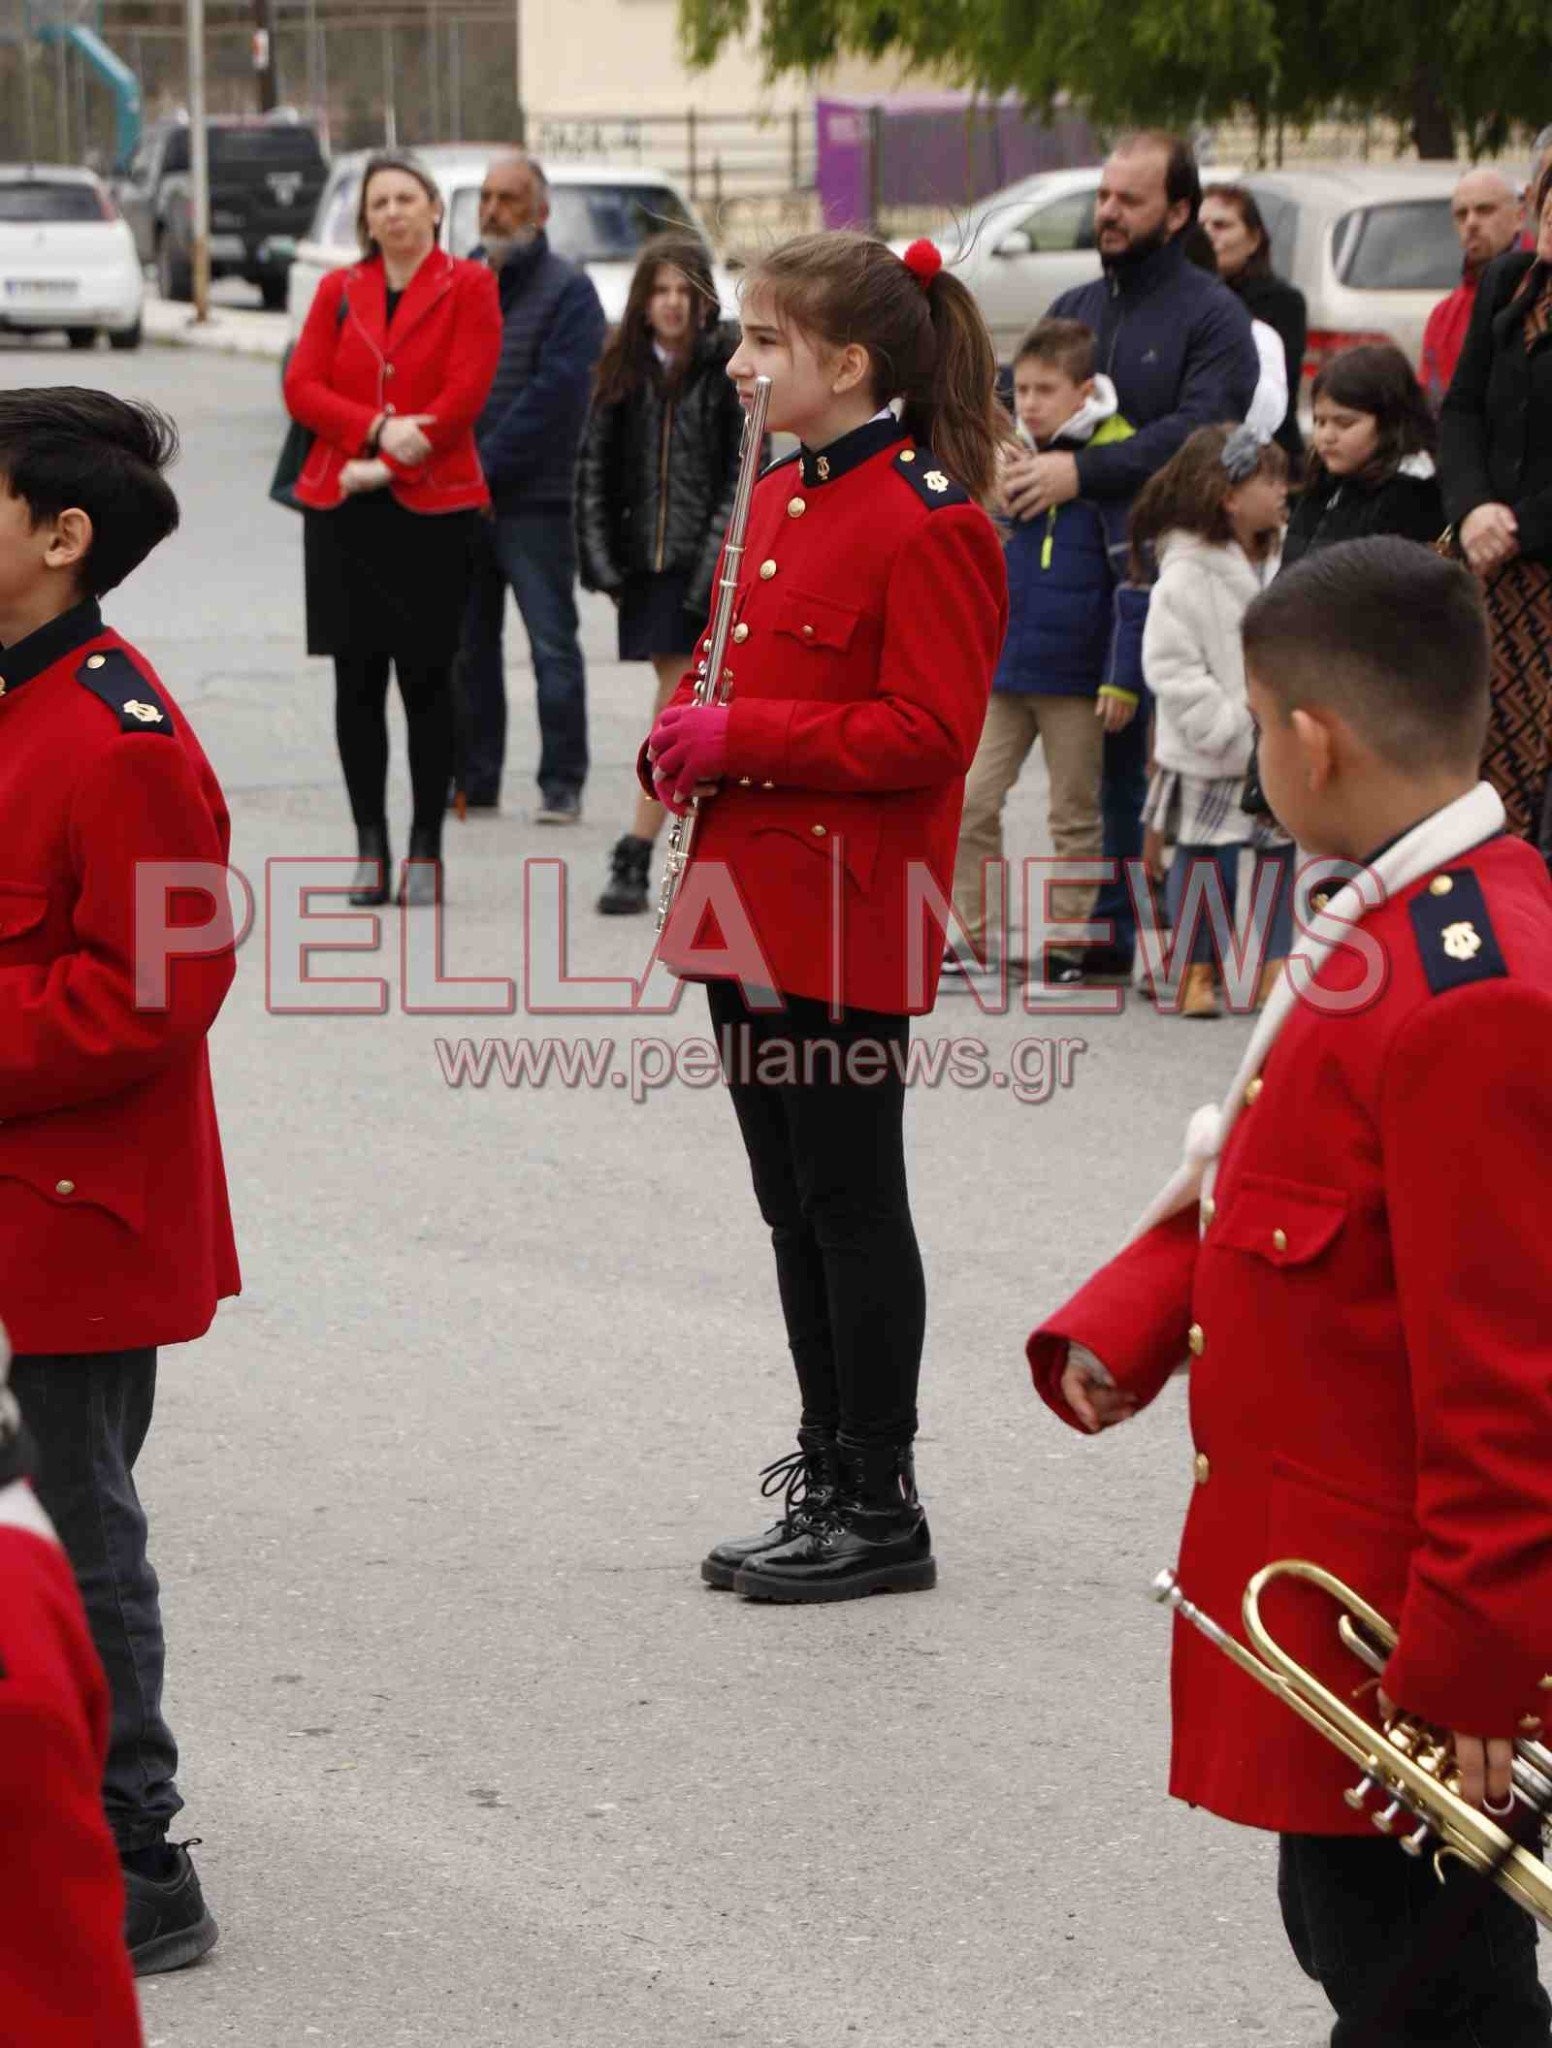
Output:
[947,319,1137,990]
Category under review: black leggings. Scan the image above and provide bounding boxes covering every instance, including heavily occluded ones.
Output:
[707,979,926,1446]
[334,655,454,842]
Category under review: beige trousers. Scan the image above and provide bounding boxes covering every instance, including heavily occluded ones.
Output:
[952,691,1104,949]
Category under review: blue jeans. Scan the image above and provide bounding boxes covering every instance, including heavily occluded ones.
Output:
[1166,842,1295,967]
[457,507,588,802]
[10,1349,180,1852]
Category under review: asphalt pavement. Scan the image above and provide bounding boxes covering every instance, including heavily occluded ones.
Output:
[0,331,1372,2047]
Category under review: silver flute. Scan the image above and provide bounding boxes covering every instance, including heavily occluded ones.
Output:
[655,373,773,933]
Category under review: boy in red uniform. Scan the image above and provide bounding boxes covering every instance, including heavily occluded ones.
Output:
[1027,536,1552,2045]
[0,389,238,1973]
[0,1349,142,2044]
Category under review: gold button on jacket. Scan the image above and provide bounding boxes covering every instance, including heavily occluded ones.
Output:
[1245,1076,1264,1104]
[1187,1323,1205,1357]
[1194,1453,1211,1484]
[759,560,777,580]
[55,1179,75,1196]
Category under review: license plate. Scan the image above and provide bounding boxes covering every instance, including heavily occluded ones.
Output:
[5,277,78,297]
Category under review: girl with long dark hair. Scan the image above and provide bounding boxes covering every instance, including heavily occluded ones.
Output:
[644,231,1007,1603]
[577,232,745,914]
[1283,343,1444,569]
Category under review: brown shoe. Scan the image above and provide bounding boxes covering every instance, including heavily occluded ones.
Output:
[1179,962,1220,1019]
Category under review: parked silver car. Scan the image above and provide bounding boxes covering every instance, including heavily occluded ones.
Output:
[916,157,1521,385]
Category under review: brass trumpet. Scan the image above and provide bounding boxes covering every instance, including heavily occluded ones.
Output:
[1152,1561,1552,1931]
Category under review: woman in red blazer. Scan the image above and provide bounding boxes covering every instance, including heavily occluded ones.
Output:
[283,150,501,904]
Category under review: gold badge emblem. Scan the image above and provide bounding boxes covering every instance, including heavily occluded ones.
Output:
[1441,919,1482,962]
[123,700,164,724]
[924,470,950,493]
[816,455,831,481]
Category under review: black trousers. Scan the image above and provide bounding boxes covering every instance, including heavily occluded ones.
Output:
[1279,1833,1552,2046]
[706,980,925,1445]
[9,1350,180,1853]
[334,654,455,844]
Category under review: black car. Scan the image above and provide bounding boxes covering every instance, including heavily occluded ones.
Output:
[117,117,327,309]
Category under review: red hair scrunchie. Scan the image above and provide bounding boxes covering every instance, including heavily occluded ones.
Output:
[902,238,943,291]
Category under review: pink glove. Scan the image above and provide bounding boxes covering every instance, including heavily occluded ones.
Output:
[648,703,730,803]
[652,763,691,817]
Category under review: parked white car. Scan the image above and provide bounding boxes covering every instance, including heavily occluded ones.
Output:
[0,165,143,350]
[913,157,1519,382]
[285,148,738,343]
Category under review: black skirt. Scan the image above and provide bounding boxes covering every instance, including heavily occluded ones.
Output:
[618,567,701,661]
[304,494,481,662]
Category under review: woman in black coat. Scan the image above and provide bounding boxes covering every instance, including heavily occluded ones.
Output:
[1440,166,1552,848]
[577,232,744,914]
[1202,183,1307,466]
[1282,343,1444,568]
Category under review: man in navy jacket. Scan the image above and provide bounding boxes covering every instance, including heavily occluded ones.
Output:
[1007,130,1259,976]
[455,151,606,817]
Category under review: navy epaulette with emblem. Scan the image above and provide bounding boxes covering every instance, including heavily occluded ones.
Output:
[75,648,172,734]
[893,447,969,507]
[1408,868,1507,995]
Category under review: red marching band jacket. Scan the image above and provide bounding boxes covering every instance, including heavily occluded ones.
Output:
[0,605,239,1355]
[650,421,1008,1016]
[1028,804,1552,1837]
[0,1480,142,2043]
[283,246,502,515]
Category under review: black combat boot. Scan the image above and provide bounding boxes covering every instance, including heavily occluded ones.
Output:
[399,826,443,908]
[347,824,390,908]
[733,1435,935,1603]
[701,1426,840,1589]
[598,834,653,915]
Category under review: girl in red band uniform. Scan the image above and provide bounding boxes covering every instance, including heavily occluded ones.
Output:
[645,233,1008,1603]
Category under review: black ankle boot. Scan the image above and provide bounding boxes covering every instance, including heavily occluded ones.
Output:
[347,825,390,908]
[701,1426,840,1589]
[399,826,442,907]
[733,1435,935,1603]
[598,833,653,916]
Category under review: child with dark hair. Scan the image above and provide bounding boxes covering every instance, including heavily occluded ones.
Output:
[0,385,236,1976]
[1028,534,1552,2048]
[1133,422,1293,1016]
[1284,343,1445,567]
[947,316,1136,988]
[644,231,1006,1602]
[577,232,746,914]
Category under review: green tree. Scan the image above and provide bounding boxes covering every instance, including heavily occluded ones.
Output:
[678,0,1552,158]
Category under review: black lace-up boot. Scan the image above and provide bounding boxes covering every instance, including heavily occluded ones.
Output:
[598,834,653,916]
[732,1435,935,1603]
[700,1427,840,1589]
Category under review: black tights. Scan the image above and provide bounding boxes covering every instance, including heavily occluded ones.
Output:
[334,655,454,845]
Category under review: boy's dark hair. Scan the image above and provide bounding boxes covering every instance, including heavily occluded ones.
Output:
[1242,537,1489,769]
[1310,343,1435,485]
[0,388,179,597]
[1014,317,1096,385]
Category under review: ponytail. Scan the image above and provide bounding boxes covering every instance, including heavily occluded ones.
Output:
[744,229,1008,507]
[904,266,1001,504]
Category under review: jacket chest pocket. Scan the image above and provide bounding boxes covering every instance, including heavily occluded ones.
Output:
[772,588,874,698]
[1214,1171,1347,1268]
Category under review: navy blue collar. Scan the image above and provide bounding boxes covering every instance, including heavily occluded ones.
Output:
[0,598,102,696]
[799,415,906,488]
[1103,234,1187,299]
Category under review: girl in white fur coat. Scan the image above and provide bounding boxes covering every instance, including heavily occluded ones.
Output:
[1135,425,1292,1017]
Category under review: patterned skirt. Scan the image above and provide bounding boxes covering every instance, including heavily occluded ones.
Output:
[1144,768,1289,851]
[1481,555,1552,843]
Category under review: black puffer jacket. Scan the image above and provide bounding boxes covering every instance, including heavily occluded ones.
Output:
[1282,460,1445,569]
[576,327,744,616]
